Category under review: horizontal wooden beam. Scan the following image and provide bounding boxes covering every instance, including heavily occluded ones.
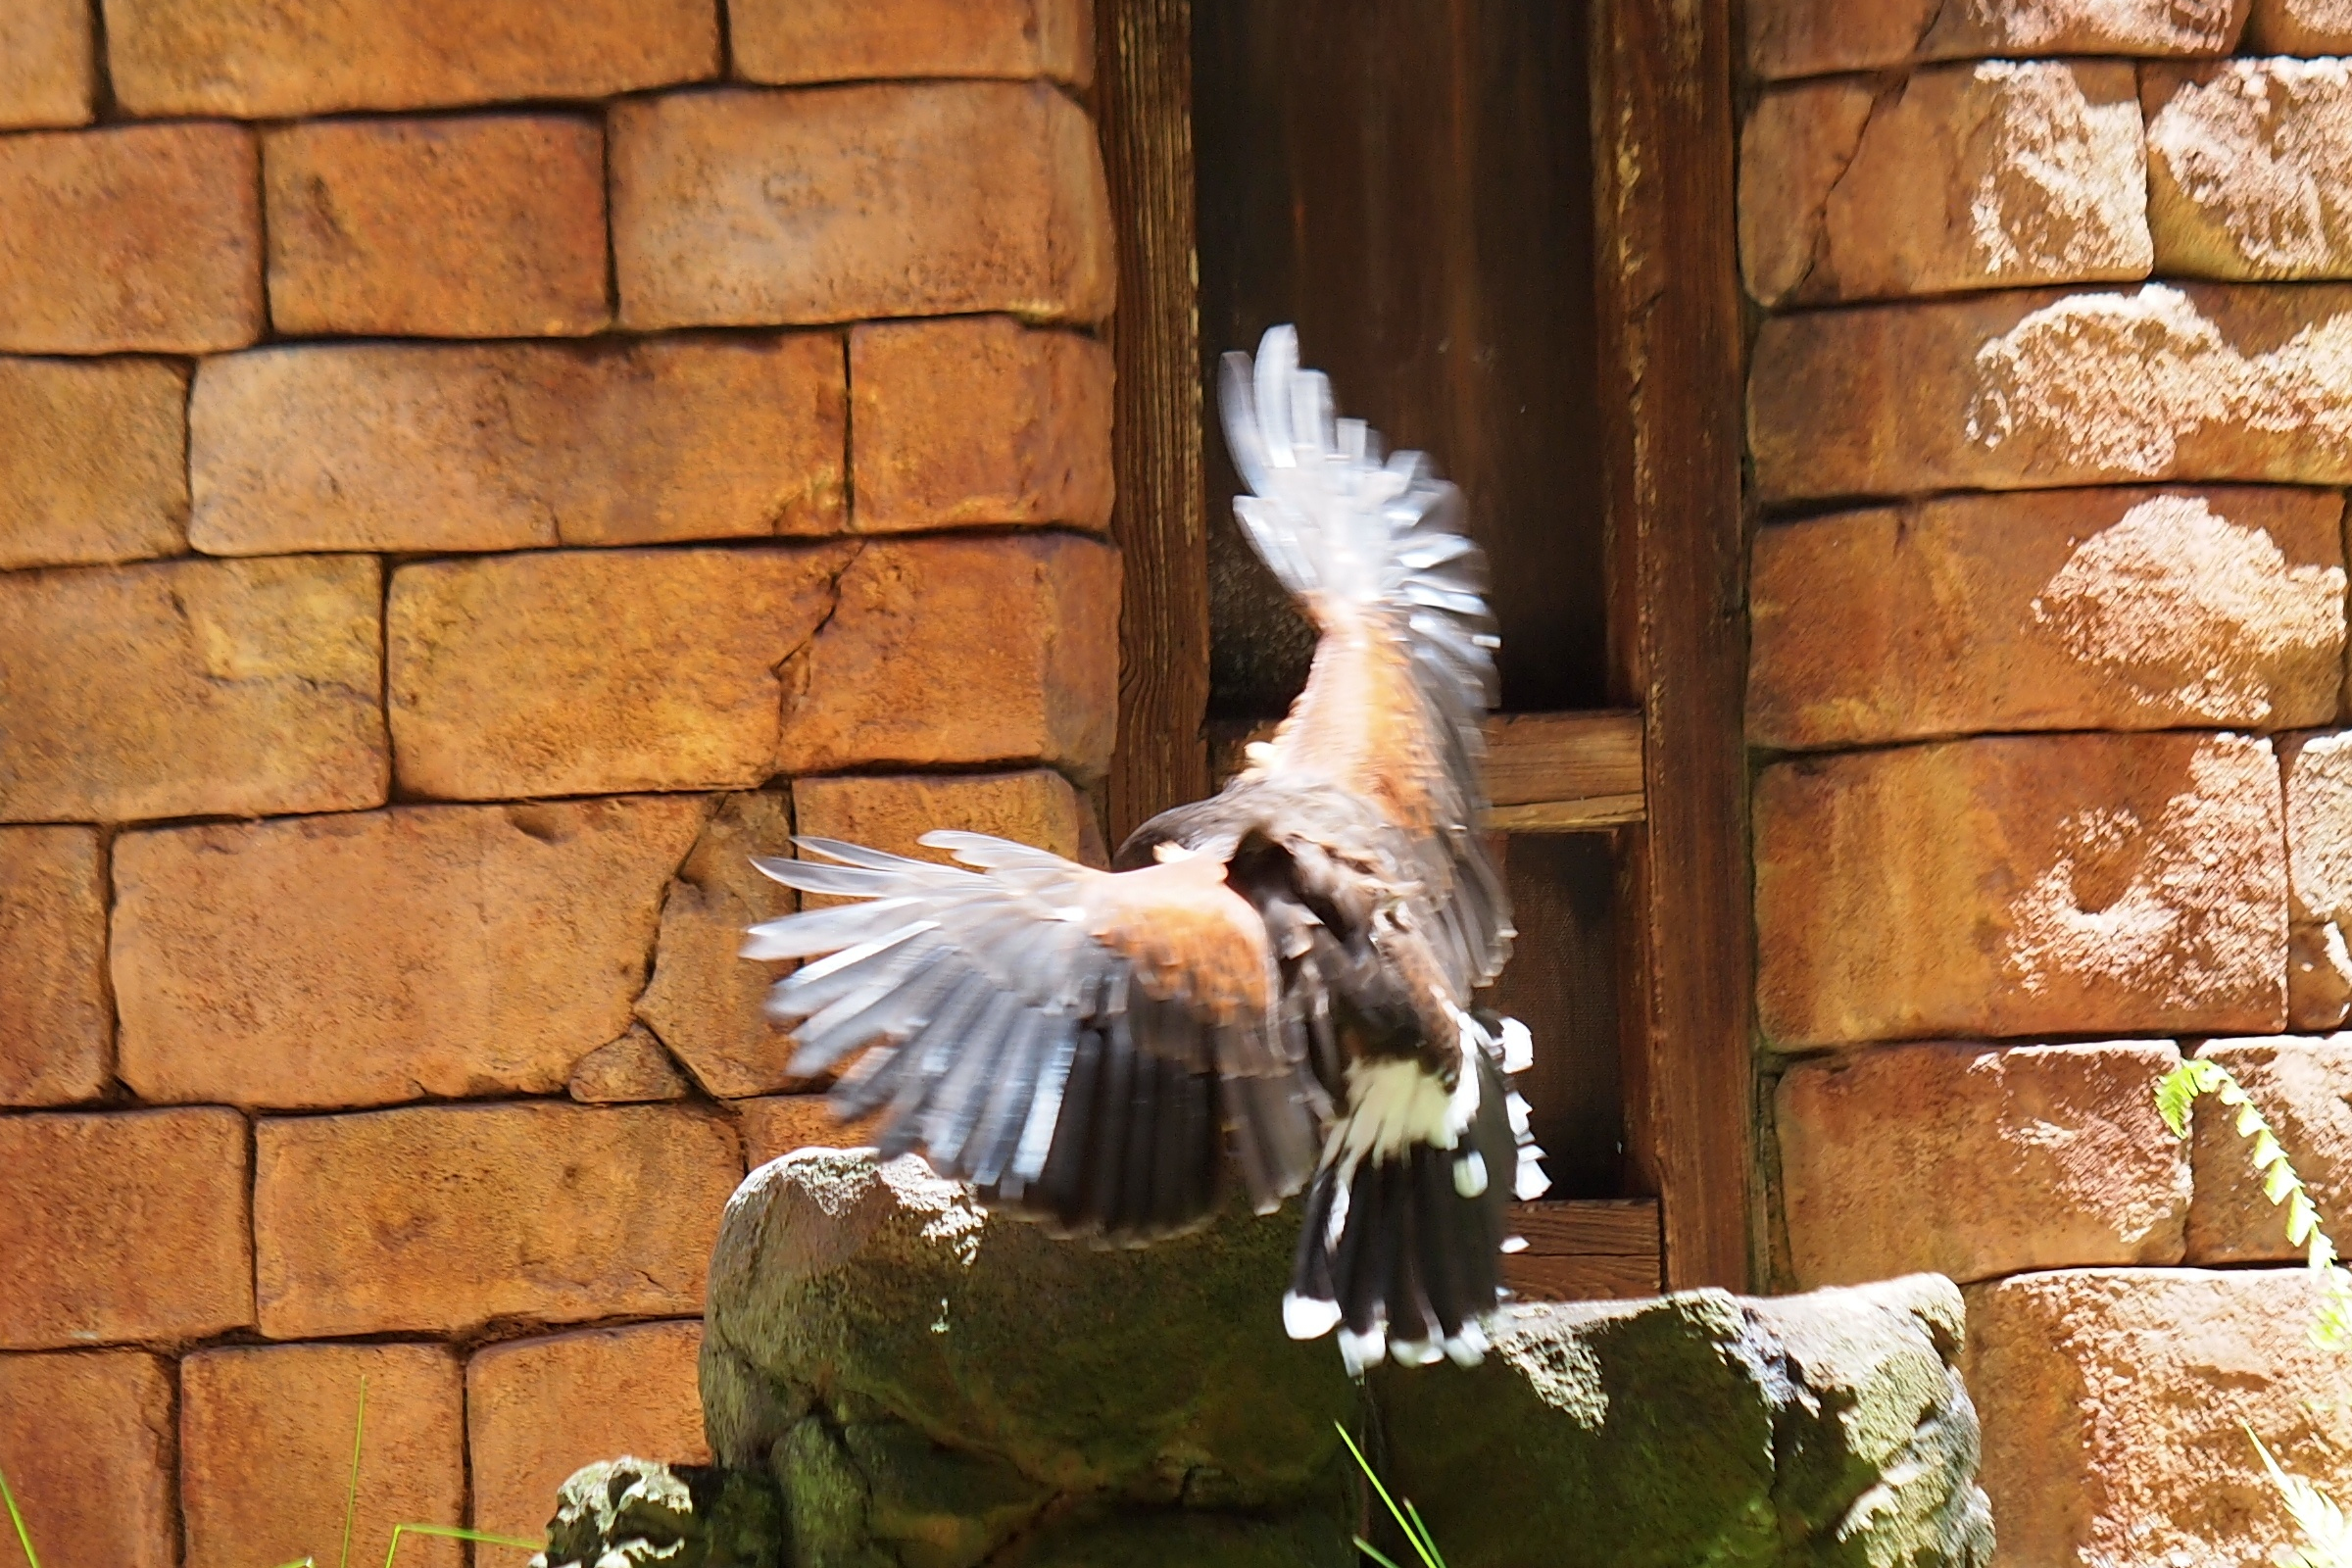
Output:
[1501,1197,1662,1301]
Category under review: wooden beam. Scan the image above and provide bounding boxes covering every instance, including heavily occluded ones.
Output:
[1592,0,1754,1291]
[1502,1198,1662,1301]
[1096,0,1212,847]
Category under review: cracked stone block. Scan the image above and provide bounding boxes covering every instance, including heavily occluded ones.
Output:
[2147,60,2352,280]
[0,826,109,1106]
[1751,283,2352,503]
[2187,1035,2352,1262]
[738,1096,882,1166]
[731,0,1094,87]
[0,356,187,571]
[1756,733,2286,1047]
[1748,487,2346,749]
[0,1351,174,1568]
[1743,64,2149,307]
[389,545,852,801]
[0,0,92,128]
[193,336,845,554]
[113,798,705,1110]
[2252,0,2352,51]
[571,1025,692,1104]
[1746,0,2246,81]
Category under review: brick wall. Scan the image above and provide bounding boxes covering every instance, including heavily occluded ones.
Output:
[0,4,1114,1565]
[1742,3,2352,1564]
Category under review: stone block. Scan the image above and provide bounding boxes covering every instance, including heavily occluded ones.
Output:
[775,535,1119,779]
[612,83,1113,329]
[570,1025,692,1104]
[388,545,851,801]
[1756,733,2286,1047]
[731,0,1093,86]
[192,335,845,555]
[1776,1041,2188,1288]
[2184,1035,2352,1261]
[112,797,706,1110]
[0,555,385,822]
[1967,1267,2352,1568]
[1751,283,2352,503]
[0,1107,251,1349]
[2251,0,2352,52]
[0,356,187,570]
[0,1351,174,1568]
[2147,60,2352,281]
[265,114,610,338]
[107,0,717,117]
[254,1102,741,1338]
[0,122,260,354]
[739,1095,883,1165]
[792,769,1099,890]
[467,1322,710,1545]
[634,791,800,1101]
[1748,487,2346,749]
[2287,735,2352,1029]
[0,825,108,1106]
[182,1344,464,1568]
[0,0,91,128]
[850,317,1113,532]
[1742,65,2149,308]
[1746,0,2246,80]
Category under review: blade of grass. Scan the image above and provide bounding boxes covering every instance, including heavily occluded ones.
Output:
[339,1378,368,1568]
[1353,1535,1409,1568]
[381,1523,542,1568]
[1334,1421,1446,1568]
[0,1466,40,1568]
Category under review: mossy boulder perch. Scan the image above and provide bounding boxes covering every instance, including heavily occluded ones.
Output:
[548,1150,1991,1567]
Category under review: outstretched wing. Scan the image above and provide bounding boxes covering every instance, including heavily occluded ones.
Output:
[745,831,1326,1243]
[1219,324,1510,998]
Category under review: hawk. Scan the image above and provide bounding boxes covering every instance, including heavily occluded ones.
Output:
[744,326,1547,1372]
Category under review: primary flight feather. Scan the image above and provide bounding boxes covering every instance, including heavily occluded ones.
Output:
[744,325,1548,1372]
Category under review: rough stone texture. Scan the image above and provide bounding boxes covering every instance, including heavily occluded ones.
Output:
[1750,283,2352,503]
[0,356,187,570]
[1742,64,2150,308]
[2147,60,2352,280]
[0,1351,174,1568]
[635,792,801,1100]
[0,121,261,354]
[2184,1035,2352,1261]
[0,554,385,822]
[112,798,707,1109]
[791,769,1100,898]
[2286,735,2352,1030]
[254,1102,740,1338]
[571,1025,693,1104]
[731,0,1094,87]
[389,546,850,801]
[737,1095,883,1166]
[0,826,108,1106]
[1746,0,2247,80]
[612,83,1114,330]
[1968,1267,2352,1568]
[1378,1275,1991,1568]
[1755,733,2287,1047]
[1748,487,2347,749]
[107,0,718,117]
[265,114,611,337]
[193,336,846,555]
[0,0,91,128]
[851,318,1114,532]
[776,535,1120,779]
[2253,0,2352,49]
[535,1459,782,1568]
[0,1107,252,1349]
[181,1344,464,1568]
[1775,1042,2189,1288]
[469,1322,711,1546]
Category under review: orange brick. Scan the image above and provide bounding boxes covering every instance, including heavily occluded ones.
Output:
[731,0,1093,87]
[467,1322,710,1545]
[1747,0,2245,79]
[0,1351,174,1568]
[0,0,93,129]
[570,1024,692,1103]
[0,122,260,354]
[740,1095,882,1165]
[776,535,1119,779]
[2145,61,2352,281]
[0,357,186,570]
[254,1102,742,1338]
[2185,1036,2352,1262]
[0,556,385,823]
[113,798,707,1110]
[266,114,609,338]
[108,0,718,118]
[1756,733,2286,1047]
[851,317,1113,532]
[182,1344,464,1568]
[612,82,1113,329]
[2251,0,2352,50]
[192,336,845,555]
[388,546,851,801]
[792,770,1098,885]
[0,1108,252,1349]
[0,825,108,1106]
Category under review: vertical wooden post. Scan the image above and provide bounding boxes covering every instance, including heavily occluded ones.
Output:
[1096,0,1212,847]
[1592,0,1754,1290]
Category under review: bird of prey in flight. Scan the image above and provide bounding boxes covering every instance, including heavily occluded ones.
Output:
[745,325,1547,1373]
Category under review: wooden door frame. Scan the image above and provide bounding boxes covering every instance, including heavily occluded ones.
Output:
[1094,0,1752,1292]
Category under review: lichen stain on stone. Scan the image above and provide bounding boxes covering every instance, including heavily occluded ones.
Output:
[1964,62,2149,281]
[2150,60,2352,274]
[2030,493,2346,720]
